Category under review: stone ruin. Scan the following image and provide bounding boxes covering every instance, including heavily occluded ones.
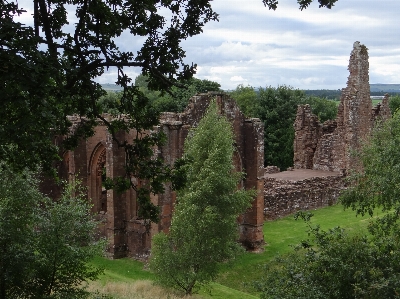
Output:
[294,41,391,173]
[41,93,265,259]
[41,42,393,255]
[264,169,345,220]
[264,42,391,220]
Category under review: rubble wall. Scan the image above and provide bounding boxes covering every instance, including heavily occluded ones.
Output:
[264,174,346,220]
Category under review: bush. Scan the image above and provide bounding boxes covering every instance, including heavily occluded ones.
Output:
[0,166,104,299]
[255,211,400,299]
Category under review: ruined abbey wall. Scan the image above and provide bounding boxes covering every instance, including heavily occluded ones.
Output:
[264,170,345,220]
[45,93,265,259]
[294,42,391,173]
[266,42,392,220]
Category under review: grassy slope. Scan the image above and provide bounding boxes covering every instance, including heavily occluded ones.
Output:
[90,203,379,298]
[90,254,257,298]
[216,203,381,294]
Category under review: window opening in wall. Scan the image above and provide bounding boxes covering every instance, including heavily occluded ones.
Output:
[96,148,107,213]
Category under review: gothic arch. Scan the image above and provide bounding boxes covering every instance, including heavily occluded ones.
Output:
[89,142,107,213]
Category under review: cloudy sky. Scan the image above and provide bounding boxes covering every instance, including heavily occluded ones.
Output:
[16,0,400,90]
[178,0,400,90]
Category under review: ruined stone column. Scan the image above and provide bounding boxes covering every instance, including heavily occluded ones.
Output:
[105,130,128,258]
[311,41,372,172]
[239,118,265,251]
[339,41,372,171]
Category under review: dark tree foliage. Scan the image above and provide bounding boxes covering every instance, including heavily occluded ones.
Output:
[304,95,337,122]
[303,89,341,100]
[229,85,259,117]
[135,75,221,113]
[1,0,340,222]
[0,0,218,222]
[263,0,338,10]
[257,86,305,169]
[96,91,122,115]
[0,167,103,299]
[0,166,42,299]
[230,85,337,170]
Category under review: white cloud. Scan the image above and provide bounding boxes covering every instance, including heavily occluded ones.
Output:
[15,0,400,90]
[230,76,247,82]
[183,0,400,90]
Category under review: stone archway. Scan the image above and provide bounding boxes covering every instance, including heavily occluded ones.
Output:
[89,143,107,214]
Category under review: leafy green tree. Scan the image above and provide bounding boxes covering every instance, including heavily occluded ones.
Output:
[255,211,400,299]
[0,167,103,299]
[341,110,400,218]
[0,165,42,299]
[135,75,221,113]
[27,179,104,299]
[229,85,259,117]
[257,86,306,169]
[97,91,122,115]
[150,101,254,295]
[389,95,400,114]
[303,96,337,122]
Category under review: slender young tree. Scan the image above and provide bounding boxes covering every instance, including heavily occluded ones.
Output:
[150,101,254,295]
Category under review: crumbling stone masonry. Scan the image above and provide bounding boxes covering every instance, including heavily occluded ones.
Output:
[264,169,346,220]
[264,42,391,220]
[294,41,391,173]
[43,93,265,258]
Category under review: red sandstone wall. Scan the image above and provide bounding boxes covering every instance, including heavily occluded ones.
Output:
[294,42,390,173]
[59,92,264,258]
[264,175,346,220]
[293,105,322,169]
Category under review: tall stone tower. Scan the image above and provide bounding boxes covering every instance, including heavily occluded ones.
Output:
[334,41,372,171]
[294,42,389,173]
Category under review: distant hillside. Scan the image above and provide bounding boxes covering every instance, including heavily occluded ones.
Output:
[304,84,400,100]
[101,83,123,91]
[370,84,400,92]
[101,83,400,98]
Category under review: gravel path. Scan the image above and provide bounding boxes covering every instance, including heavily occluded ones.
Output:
[264,169,341,181]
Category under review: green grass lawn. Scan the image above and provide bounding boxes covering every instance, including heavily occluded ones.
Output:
[372,99,382,106]
[332,99,381,107]
[90,203,380,298]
